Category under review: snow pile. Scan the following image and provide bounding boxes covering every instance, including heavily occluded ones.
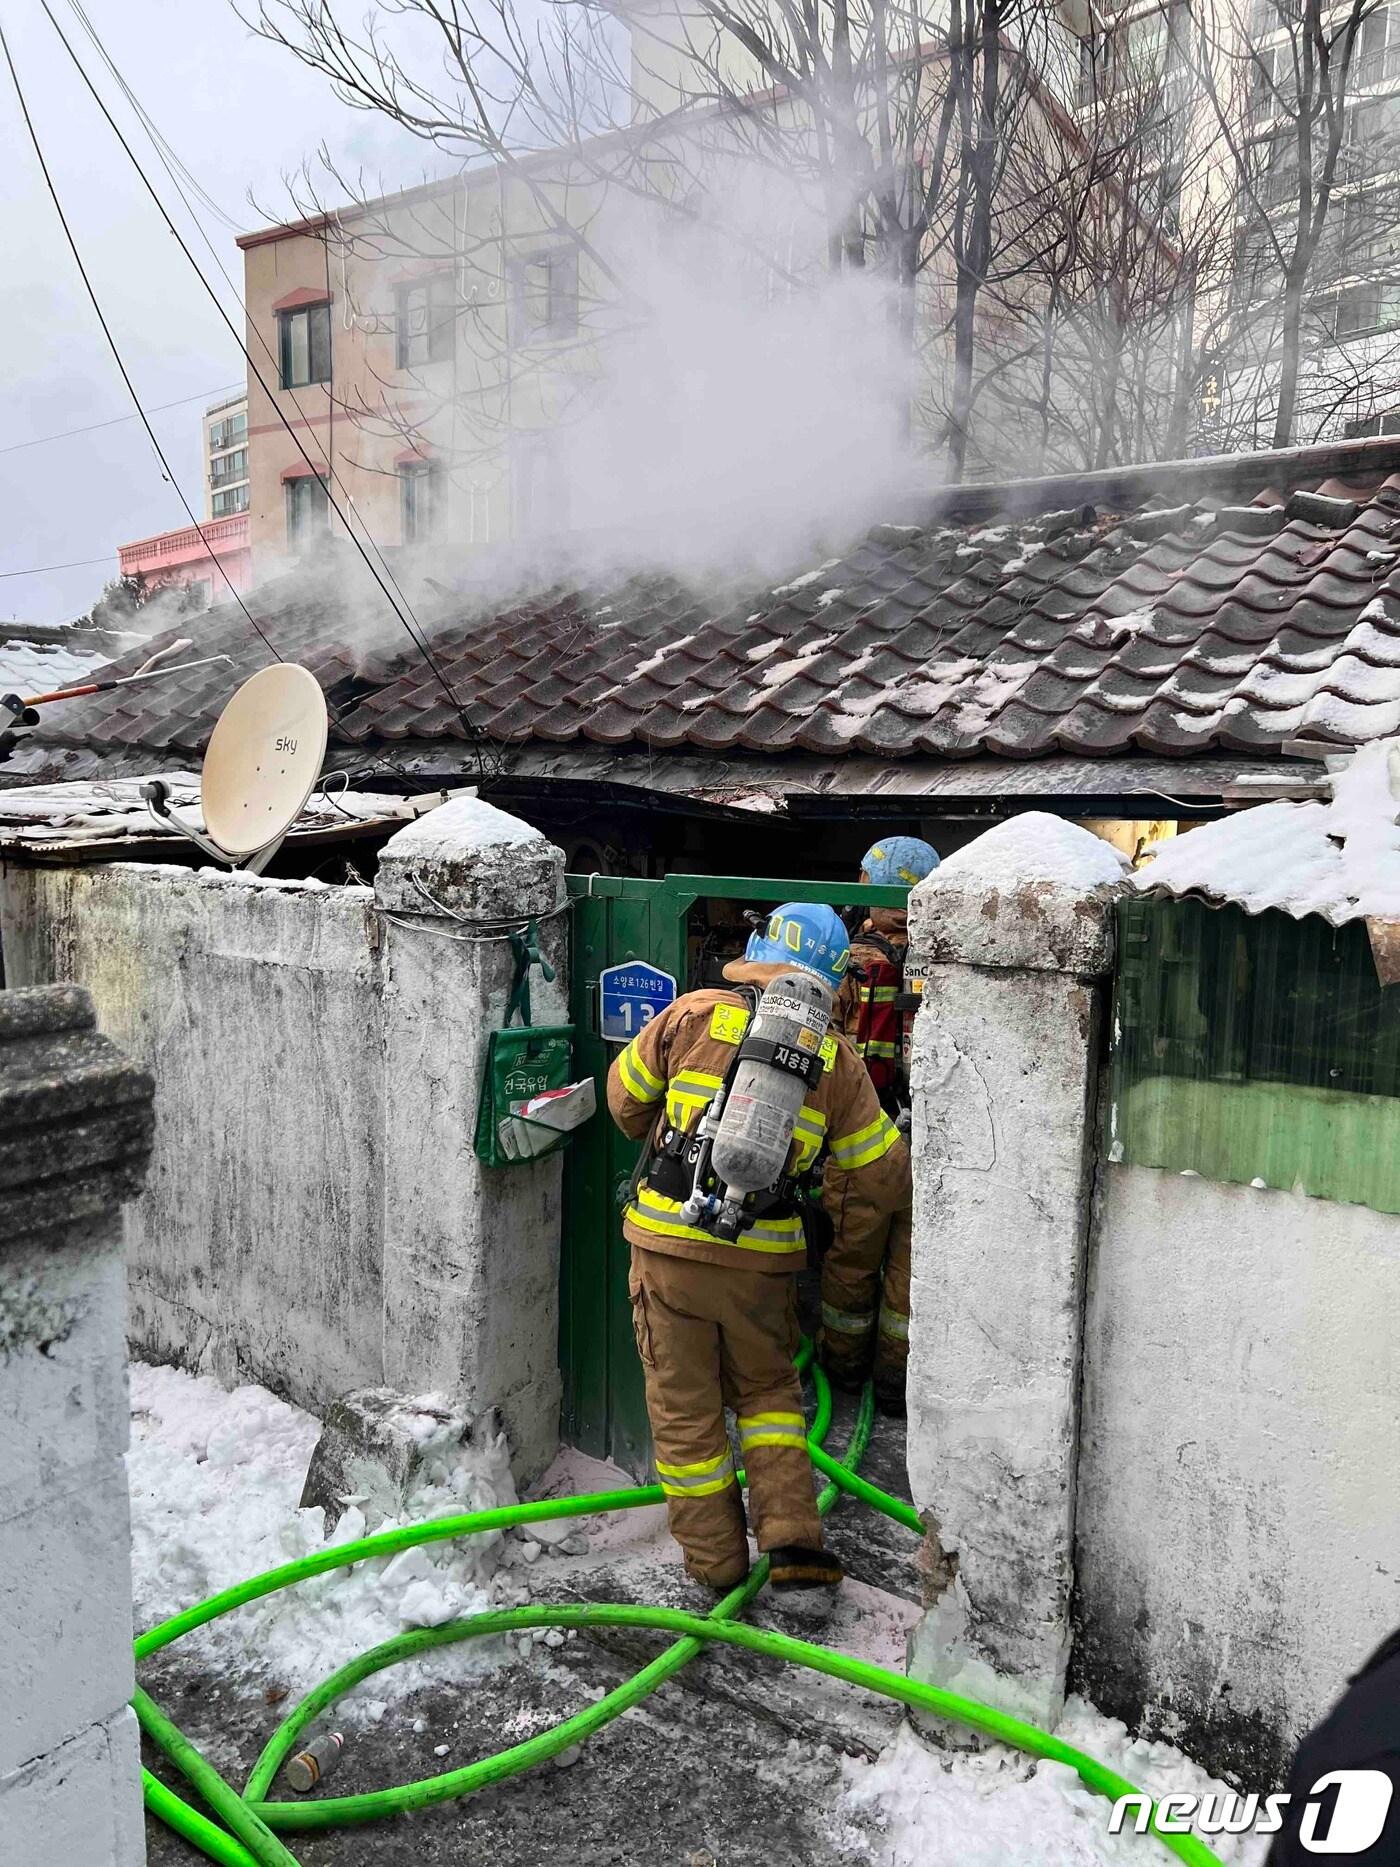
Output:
[128,1362,522,1714]
[843,1705,1269,1867]
[936,814,1131,888]
[1139,737,1400,924]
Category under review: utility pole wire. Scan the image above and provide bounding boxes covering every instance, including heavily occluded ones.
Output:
[1,384,242,456]
[37,0,496,777]
[0,18,287,669]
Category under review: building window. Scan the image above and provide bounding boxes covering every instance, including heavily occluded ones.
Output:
[396,277,455,369]
[1335,280,1400,338]
[278,301,331,389]
[210,410,247,451]
[210,447,248,489]
[513,247,580,344]
[1076,3,1180,106]
[1344,409,1400,437]
[1355,2,1400,88]
[399,461,440,543]
[212,484,249,517]
[286,473,329,548]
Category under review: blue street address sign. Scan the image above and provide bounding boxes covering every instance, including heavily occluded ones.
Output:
[600,961,678,1044]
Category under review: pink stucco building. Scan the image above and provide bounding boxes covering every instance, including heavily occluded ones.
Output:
[116,511,252,607]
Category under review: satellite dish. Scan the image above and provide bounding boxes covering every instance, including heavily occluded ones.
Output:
[141,663,329,874]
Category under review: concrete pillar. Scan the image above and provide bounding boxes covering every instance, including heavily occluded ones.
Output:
[375,796,569,1485]
[0,984,154,1863]
[903,816,1129,1731]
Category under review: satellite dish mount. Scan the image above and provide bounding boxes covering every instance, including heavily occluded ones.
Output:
[142,663,329,874]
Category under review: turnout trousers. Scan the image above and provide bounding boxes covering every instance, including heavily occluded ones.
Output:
[819,1203,912,1397]
[628,1243,823,1588]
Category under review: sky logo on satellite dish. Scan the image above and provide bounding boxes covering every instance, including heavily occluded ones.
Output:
[600,962,677,1043]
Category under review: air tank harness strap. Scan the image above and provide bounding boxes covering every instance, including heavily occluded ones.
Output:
[505,920,553,1027]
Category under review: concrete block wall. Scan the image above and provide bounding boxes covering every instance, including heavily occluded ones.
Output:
[0,796,569,1486]
[0,985,154,1864]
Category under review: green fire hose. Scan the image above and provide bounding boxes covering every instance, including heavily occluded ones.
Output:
[134,1354,1223,1867]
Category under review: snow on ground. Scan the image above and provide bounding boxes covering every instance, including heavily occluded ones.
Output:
[842,1711,1270,1867]
[130,1365,1272,1862]
[128,1362,524,1720]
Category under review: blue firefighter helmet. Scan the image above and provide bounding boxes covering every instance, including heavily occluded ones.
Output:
[737,901,850,990]
[860,836,940,889]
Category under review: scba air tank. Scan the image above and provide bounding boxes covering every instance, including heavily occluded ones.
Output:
[711,970,835,1195]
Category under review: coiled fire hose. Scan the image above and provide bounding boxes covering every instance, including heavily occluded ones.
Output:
[133,1348,1223,1867]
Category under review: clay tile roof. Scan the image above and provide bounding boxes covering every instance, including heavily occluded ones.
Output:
[18,433,1400,786]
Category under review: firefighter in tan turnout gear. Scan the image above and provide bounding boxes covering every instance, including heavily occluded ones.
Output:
[606,903,911,1594]
[821,837,939,1416]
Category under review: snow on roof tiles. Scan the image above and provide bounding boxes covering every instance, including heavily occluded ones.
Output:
[1138,738,1400,925]
[21,437,1400,783]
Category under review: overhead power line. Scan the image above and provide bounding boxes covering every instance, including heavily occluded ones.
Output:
[39,0,497,780]
[1,383,242,457]
[0,552,115,580]
[0,18,285,668]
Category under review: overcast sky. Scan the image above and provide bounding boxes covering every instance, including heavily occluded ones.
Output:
[0,0,440,626]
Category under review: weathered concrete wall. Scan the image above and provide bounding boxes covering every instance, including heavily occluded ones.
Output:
[0,797,570,1484]
[3,864,386,1408]
[1077,1164,1400,1785]
[0,985,153,1863]
[902,816,1130,1732]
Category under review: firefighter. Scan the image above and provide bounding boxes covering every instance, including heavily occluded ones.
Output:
[606,903,911,1595]
[820,836,939,1416]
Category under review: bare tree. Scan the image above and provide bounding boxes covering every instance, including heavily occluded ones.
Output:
[250,0,1208,495]
[1188,0,1400,448]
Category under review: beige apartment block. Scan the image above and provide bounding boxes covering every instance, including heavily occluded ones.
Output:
[238,158,613,581]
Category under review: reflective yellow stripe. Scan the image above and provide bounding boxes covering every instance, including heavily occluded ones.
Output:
[822,1301,876,1335]
[656,1448,737,1497]
[879,1307,910,1341]
[857,1040,899,1059]
[829,1111,901,1170]
[738,1410,807,1452]
[618,1042,663,1103]
[628,1185,804,1254]
[868,987,899,1003]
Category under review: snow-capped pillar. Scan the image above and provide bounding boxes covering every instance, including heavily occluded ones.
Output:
[374,796,569,1486]
[0,985,153,1864]
[903,816,1131,1734]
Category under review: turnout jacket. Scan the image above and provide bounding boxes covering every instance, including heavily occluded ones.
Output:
[835,922,910,1100]
[607,987,911,1275]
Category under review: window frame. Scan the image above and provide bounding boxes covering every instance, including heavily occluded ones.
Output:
[512,246,581,346]
[285,472,329,549]
[395,275,456,371]
[212,484,250,518]
[399,460,440,544]
[277,300,332,390]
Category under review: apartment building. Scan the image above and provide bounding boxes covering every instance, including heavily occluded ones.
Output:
[236,160,595,580]
[205,392,250,520]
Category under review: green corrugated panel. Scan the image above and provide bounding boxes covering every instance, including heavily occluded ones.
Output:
[1109,896,1400,1213]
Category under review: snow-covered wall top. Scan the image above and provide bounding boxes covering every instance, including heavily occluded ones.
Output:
[1139,737,1400,925]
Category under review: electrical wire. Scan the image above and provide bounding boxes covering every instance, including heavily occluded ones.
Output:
[0,552,116,579]
[0,20,286,673]
[0,383,241,456]
[39,0,499,785]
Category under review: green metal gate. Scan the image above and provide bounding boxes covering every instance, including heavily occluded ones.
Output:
[560,870,906,1477]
